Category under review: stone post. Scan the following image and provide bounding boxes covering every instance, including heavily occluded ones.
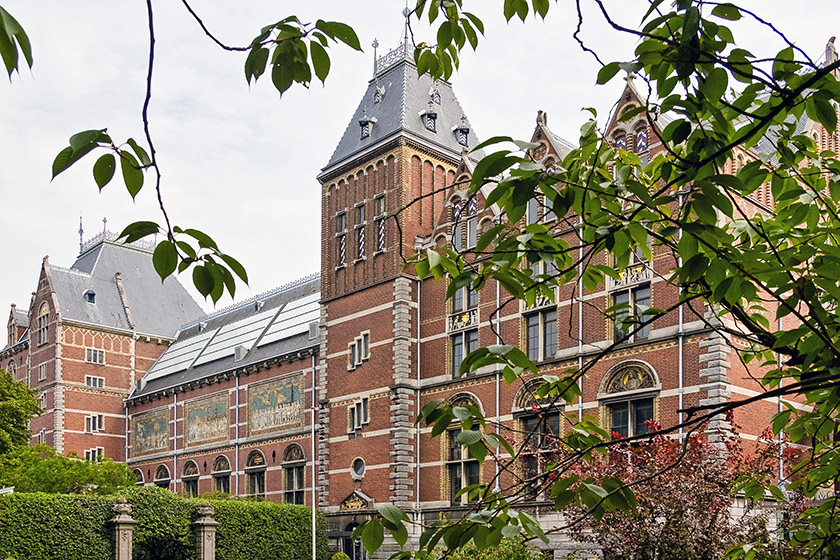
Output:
[193,502,219,560]
[109,498,137,560]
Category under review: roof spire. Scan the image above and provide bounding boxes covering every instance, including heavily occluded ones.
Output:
[402,4,411,51]
[372,38,379,75]
[78,214,84,254]
[103,217,108,235]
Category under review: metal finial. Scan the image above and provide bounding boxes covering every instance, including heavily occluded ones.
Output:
[372,38,379,75]
[402,7,411,18]
[79,215,84,253]
[103,217,107,234]
[461,115,467,125]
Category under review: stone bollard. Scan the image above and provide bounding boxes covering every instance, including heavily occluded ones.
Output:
[193,502,219,560]
[109,498,138,560]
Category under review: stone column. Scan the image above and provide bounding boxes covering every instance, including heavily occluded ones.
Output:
[109,498,137,560]
[193,503,219,560]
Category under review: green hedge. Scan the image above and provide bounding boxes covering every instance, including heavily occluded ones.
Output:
[0,487,327,560]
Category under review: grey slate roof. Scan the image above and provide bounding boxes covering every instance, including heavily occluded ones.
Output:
[321,44,481,174]
[132,275,320,398]
[49,236,204,337]
[12,309,28,328]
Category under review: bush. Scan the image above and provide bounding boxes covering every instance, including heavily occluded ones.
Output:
[430,538,549,560]
[0,487,328,560]
[0,493,114,560]
[331,553,351,560]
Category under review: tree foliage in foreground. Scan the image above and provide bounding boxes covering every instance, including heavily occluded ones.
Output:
[4,0,840,558]
[0,369,40,456]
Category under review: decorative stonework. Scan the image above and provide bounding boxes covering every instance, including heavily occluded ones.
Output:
[447,308,477,331]
[130,407,170,457]
[184,392,230,448]
[605,364,656,394]
[391,277,416,509]
[607,263,652,289]
[698,326,733,442]
[109,498,137,560]
[247,374,304,436]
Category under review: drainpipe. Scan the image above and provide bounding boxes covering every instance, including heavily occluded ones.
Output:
[578,217,583,422]
[124,402,129,463]
[778,313,784,484]
[173,391,178,493]
[235,374,240,495]
[311,352,317,560]
[494,278,501,491]
[415,279,422,511]
[678,194,685,441]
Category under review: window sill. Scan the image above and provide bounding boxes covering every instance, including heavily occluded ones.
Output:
[353,257,366,263]
[335,265,346,271]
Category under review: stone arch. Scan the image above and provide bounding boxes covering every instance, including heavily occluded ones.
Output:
[598,360,660,397]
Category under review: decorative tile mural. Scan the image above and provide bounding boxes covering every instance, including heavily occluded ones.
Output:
[130,407,169,457]
[247,374,304,436]
[184,392,230,448]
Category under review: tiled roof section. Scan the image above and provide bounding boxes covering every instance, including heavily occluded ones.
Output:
[322,52,481,173]
[132,275,320,398]
[12,309,28,328]
[49,238,204,337]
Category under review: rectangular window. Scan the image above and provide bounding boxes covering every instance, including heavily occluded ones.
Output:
[451,329,478,376]
[613,284,651,343]
[348,397,370,432]
[608,397,654,438]
[453,222,463,251]
[356,224,365,259]
[520,411,561,498]
[214,474,230,493]
[347,332,371,371]
[84,447,104,461]
[85,375,105,388]
[183,479,199,498]
[37,313,48,345]
[447,429,480,503]
[37,429,46,444]
[466,217,477,249]
[85,414,105,433]
[525,308,557,362]
[39,393,46,409]
[373,195,387,253]
[38,363,47,381]
[85,348,105,364]
[336,211,347,267]
[526,198,539,225]
[452,285,477,313]
[374,194,386,216]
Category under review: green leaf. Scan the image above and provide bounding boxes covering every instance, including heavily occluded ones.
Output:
[219,253,249,284]
[314,20,361,51]
[597,62,621,85]
[118,221,160,244]
[126,138,151,166]
[711,3,741,20]
[92,153,116,190]
[119,152,144,199]
[152,240,178,281]
[309,41,330,84]
[378,504,407,524]
[814,97,837,135]
[192,265,215,298]
[361,519,384,553]
[0,7,33,76]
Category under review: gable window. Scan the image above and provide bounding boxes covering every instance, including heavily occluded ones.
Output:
[447,426,480,504]
[525,308,557,362]
[283,444,306,504]
[85,414,105,433]
[37,303,49,345]
[601,363,658,439]
[355,204,366,260]
[85,348,105,364]
[336,211,347,267]
[154,465,171,489]
[245,450,266,498]
[348,397,370,433]
[85,375,105,388]
[374,194,387,253]
[347,332,370,371]
[212,455,231,494]
[182,461,199,497]
[85,447,104,462]
[613,131,627,150]
[359,116,376,140]
[422,105,438,132]
[612,284,651,343]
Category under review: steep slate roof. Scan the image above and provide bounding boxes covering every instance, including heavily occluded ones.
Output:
[321,41,481,174]
[49,233,204,337]
[132,274,320,398]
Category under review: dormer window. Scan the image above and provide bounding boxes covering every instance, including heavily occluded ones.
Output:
[454,125,470,148]
[359,116,376,140]
[83,290,95,304]
[421,109,437,133]
[373,85,386,104]
[429,86,441,105]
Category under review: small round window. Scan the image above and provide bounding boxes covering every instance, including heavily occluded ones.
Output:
[352,458,365,478]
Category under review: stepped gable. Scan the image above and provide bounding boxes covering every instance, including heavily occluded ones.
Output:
[321,40,481,176]
[132,274,320,398]
[47,232,204,337]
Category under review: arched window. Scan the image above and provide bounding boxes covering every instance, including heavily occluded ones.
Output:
[634,124,649,153]
[182,460,199,497]
[154,465,171,490]
[451,199,464,251]
[445,397,481,504]
[7,360,15,377]
[37,302,49,345]
[211,455,231,494]
[245,450,266,498]
[466,198,478,249]
[133,469,144,486]
[612,131,627,150]
[599,362,659,439]
[283,444,306,504]
[514,380,563,499]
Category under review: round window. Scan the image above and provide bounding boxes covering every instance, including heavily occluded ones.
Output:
[352,458,365,477]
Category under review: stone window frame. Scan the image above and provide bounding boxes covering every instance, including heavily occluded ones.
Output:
[36,302,49,346]
[85,375,105,388]
[283,444,306,504]
[38,363,47,382]
[373,193,387,254]
[85,447,104,462]
[523,307,557,363]
[335,209,348,269]
[610,283,652,344]
[442,394,484,505]
[347,396,370,434]
[154,464,171,489]
[85,348,105,365]
[211,455,231,493]
[133,468,144,486]
[245,450,267,498]
[513,379,564,501]
[85,413,105,433]
[597,361,660,439]
[354,202,367,262]
[347,331,370,371]
[182,460,200,498]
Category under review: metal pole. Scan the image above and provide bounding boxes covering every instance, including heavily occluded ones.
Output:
[311,352,318,560]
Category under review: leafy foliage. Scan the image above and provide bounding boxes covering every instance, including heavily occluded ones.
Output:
[0,444,136,494]
[0,370,41,456]
[0,6,31,78]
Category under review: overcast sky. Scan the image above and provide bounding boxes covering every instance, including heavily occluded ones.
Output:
[1,1,836,314]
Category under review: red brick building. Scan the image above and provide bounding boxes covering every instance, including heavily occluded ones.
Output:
[121,38,840,559]
[2,233,204,462]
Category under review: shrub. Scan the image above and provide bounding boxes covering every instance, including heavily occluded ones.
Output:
[331,553,351,560]
[429,538,548,560]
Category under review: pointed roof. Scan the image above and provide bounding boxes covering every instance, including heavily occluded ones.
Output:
[46,233,204,337]
[320,41,480,178]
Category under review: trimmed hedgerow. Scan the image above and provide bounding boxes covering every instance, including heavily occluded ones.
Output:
[0,493,114,560]
[0,488,327,560]
[212,499,328,560]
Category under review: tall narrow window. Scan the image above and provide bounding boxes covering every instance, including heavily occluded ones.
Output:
[212,455,231,494]
[634,124,649,152]
[37,303,49,345]
[519,404,562,499]
[336,211,347,267]
[466,198,478,249]
[355,204,366,260]
[525,308,557,361]
[451,329,478,376]
[182,461,199,497]
[613,284,651,343]
[447,427,480,503]
[374,194,386,253]
[154,465,170,489]
[526,198,539,225]
[452,201,463,251]
[283,445,306,504]
[246,450,266,498]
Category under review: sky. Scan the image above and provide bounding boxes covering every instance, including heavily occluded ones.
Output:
[0,1,836,314]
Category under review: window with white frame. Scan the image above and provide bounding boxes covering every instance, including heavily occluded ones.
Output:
[465,198,478,249]
[612,284,651,343]
[85,375,105,388]
[355,204,366,260]
[84,447,104,461]
[85,348,105,364]
[525,308,557,362]
[283,444,306,504]
[85,414,105,433]
[39,392,46,409]
[374,194,386,253]
[38,363,47,381]
[336,211,347,267]
[347,332,370,371]
[37,303,49,345]
[37,429,46,444]
[348,397,370,432]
